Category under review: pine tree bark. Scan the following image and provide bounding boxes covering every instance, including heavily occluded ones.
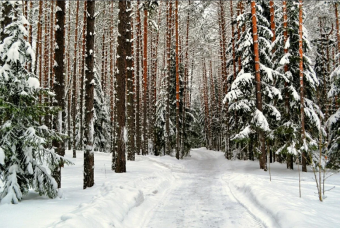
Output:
[336,3,340,64]
[80,1,87,152]
[53,0,66,188]
[136,0,142,156]
[67,4,72,151]
[299,0,307,172]
[175,0,180,160]
[49,1,55,129]
[230,1,237,82]
[283,1,290,119]
[127,0,135,161]
[143,5,148,155]
[34,1,43,76]
[165,1,172,155]
[83,0,95,188]
[44,2,50,128]
[251,0,267,171]
[72,0,80,158]
[335,3,340,109]
[28,1,33,72]
[202,60,211,149]
[37,2,43,104]
[115,0,130,173]
[219,0,230,158]
[109,2,116,169]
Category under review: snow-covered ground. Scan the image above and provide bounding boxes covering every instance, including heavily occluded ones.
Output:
[1,148,339,228]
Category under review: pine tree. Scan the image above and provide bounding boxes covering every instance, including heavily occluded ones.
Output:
[0,3,68,204]
[115,0,131,173]
[52,0,66,189]
[83,0,95,189]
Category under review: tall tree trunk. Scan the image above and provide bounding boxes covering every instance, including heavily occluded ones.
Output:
[143,5,148,155]
[37,2,43,105]
[67,3,72,151]
[115,0,130,173]
[299,0,307,172]
[49,1,55,129]
[109,2,116,169]
[283,1,290,118]
[80,1,87,152]
[53,0,66,188]
[165,1,172,155]
[44,1,50,127]
[136,0,142,156]
[202,60,211,149]
[230,1,237,82]
[83,0,95,189]
[251,0,267,171]
[335,3,340,109]
[282,1,293,170]
[175,0,180,160]
[72,0,80,158]
[127,1,135,161]
[219,0,229,158]
[28,1,33,72]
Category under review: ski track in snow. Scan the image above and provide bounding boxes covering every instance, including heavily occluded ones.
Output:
[140,148,266,228]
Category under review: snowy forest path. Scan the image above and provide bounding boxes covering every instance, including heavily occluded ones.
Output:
[141,148,265,228]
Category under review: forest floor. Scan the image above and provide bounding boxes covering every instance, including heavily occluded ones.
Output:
[1,148,340,228]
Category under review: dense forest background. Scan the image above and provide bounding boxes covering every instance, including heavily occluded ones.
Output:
[0,0,339,204]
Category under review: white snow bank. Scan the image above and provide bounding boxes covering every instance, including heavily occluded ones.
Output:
[226,161,340,228]
[54,184,144,228]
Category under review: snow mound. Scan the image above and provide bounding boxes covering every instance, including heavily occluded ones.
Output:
[54,183,144,228]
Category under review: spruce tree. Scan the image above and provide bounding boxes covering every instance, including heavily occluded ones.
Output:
[226,0,282,169]
[273,0,321,171]
[0,3,68,204]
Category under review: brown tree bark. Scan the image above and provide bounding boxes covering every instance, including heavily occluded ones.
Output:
[44,2,50,127]
[28,1,33,72]
[165,1,172,155]
[35,1,43,77]
[67,3,72,151]
[109,2,116,169]
[115,0,130,173]
[251,0,267,171]
[52,0,66,188]
[175,0,180,159]
[84,0,95,188]
[72,0,80,158]
[80,1,87,152]
[283,1,290,118]
[127,1,135,161]
[299,0,307,172]
[202,60,211,149]
[49,1,55,129]
[335,3,340,109]
[143,4,148,155]
[37,2,43,105]
[230,1,237,82]
[136,0,142,156]
[219,0,230,157]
